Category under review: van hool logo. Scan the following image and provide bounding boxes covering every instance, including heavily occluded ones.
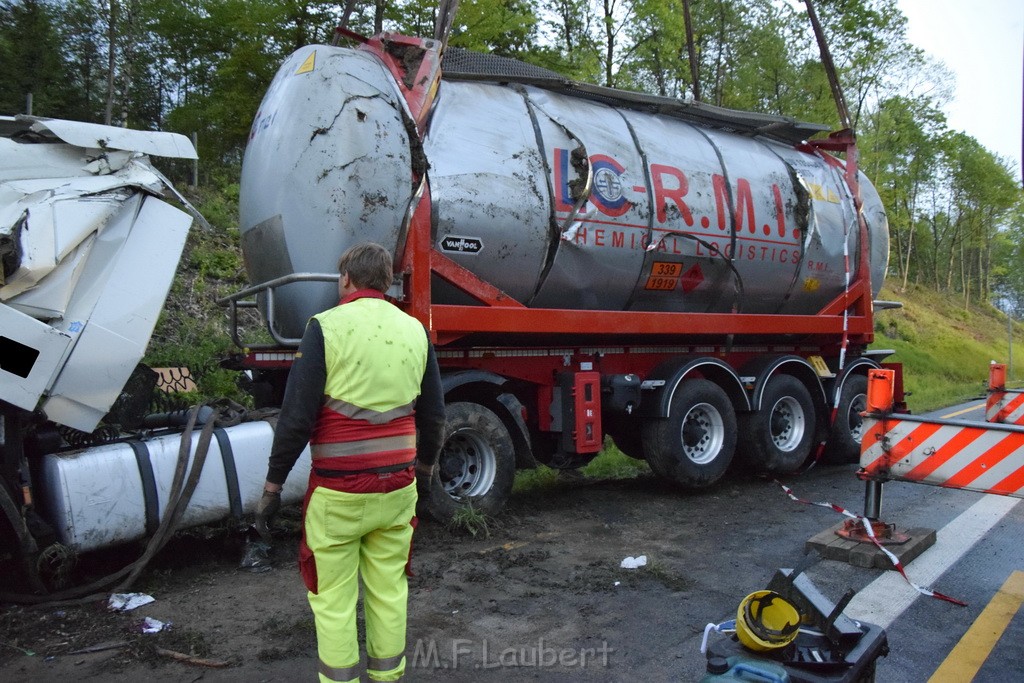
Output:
[439,235,483,254]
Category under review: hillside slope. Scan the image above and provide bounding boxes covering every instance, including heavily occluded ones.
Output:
[872,283,1022,412]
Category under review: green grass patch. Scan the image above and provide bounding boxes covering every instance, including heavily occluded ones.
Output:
[581,441,650,479]
[873,283,1023,412]
[513,440,650,494]
[447,503,493,538]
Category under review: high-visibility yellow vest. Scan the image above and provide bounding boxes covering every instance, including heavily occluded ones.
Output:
[312,296,428,435]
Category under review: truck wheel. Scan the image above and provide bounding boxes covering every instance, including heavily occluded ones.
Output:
[824,374,868,464]
[419,402,516,521]
[642,379,737,488]
[741,375,816,472]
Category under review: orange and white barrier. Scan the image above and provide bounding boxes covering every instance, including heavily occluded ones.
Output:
[986,363,1024,425]
[860,369,1024,499]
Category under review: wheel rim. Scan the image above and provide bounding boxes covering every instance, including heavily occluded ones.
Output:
[848,393,867,442]
[769,396,805,452]
[439,427,497,499]
[679,402,725,465]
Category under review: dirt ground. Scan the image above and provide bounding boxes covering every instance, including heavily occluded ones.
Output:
[0,465,869,682]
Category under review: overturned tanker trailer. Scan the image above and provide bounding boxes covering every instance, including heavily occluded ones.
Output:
[231,30,894,520]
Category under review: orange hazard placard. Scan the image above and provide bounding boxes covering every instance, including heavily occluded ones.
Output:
[645,276,677,291]
[651,261,683,277]
[645,262,681,291]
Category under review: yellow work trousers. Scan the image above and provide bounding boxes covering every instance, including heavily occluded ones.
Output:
[304,481,417,682]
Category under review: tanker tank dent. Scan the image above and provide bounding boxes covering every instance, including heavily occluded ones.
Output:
[240,33,887,339]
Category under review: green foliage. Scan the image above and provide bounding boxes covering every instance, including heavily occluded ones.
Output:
[0,0,76,117]
[448,0,539,56]
[513,441,649,494]
[142,178,250,404]
[872,283,1023,412]
[447,503,493,537]
[581,441,650,479]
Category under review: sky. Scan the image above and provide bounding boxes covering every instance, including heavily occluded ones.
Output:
[895,0,1024,181]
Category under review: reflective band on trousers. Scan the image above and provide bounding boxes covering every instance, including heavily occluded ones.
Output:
[311,434,417,459]
[368,654,405,672]
[319,659,360,682]
[325,397,417,425]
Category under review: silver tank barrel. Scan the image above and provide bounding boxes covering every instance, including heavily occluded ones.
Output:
[240,43,888,339]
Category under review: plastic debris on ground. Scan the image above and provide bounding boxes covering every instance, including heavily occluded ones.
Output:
[620,555,648,569]
[239,535,273,573]
[108,593,155,611]
[137,617,169,634]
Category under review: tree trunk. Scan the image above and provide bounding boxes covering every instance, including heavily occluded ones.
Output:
[602,0,614,87]
[104,0,117,126]
[713,3,726,106]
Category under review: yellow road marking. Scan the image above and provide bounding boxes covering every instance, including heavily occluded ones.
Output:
[941,403,985,419]
[928,571,1024,682]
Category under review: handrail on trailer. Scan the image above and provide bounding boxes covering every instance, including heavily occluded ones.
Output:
[216,272,338,349]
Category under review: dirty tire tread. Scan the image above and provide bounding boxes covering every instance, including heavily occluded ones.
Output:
[824,374,869,464]
[740,374,816,473]
[641,379,737,488]
[420,402,516,522]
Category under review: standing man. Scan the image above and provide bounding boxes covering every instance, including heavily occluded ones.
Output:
[256,242,446,682]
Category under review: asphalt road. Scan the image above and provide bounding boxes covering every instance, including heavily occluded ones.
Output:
[2,399,1020,683]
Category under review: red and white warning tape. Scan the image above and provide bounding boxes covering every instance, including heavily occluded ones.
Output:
[776,481,966,606]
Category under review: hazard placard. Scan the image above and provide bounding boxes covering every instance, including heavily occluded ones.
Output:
[295,51,316,75]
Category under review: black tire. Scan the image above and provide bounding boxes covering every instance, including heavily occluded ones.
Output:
[824,374,869,464]
[642,379,737,488]
[604,415,645,460]
[740,374,816,473]
[418,402,516,521]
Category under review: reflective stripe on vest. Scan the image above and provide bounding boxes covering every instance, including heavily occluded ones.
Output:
[314,298,427,416]
[324,396,417,425]
[311,435,417,459]
[318,659,360,682]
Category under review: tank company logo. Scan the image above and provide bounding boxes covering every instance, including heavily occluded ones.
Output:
[551,147,803,264]
[439,235,484,254]
[554,149,631,217]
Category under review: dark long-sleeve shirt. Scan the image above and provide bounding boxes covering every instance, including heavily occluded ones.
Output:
[266,316,446,487]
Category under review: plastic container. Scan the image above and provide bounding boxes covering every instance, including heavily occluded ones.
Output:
[702,654,791,682]
[705,621,888,683]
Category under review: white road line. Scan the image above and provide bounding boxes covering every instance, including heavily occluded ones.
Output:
[844,494,1022,627]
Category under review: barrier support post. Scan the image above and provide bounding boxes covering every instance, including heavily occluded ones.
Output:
[864,480,883,521]
[833,369,913,546]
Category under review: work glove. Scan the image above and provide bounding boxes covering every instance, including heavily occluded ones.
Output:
[255,489,281,544]
[415,461,435,497]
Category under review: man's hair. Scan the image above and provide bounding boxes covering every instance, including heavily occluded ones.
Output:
[337,242,393,292]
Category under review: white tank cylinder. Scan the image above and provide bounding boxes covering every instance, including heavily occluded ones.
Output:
[37,422,309,552]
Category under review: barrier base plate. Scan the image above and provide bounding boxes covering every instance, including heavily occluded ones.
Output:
[805,522,936,569]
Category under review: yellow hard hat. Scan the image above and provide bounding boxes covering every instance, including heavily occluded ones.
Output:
[735,590,801,652]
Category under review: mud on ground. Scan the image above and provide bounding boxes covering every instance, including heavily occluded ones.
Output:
[0,466,863,682]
